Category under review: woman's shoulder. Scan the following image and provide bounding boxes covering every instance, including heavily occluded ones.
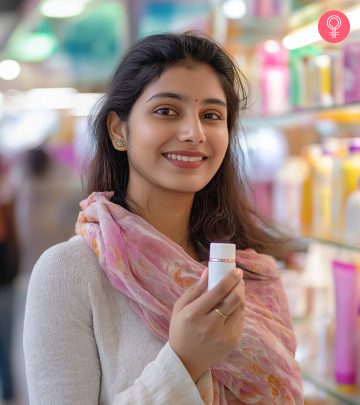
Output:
[30,235,104,292]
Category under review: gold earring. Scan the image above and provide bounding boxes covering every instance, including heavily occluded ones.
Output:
[115,140,127,147]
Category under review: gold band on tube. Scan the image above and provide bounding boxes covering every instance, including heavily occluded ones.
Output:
[209,258,236,263]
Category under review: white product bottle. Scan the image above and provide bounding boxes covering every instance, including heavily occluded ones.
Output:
[272,156,308,235]
[345,178,360,245]
[208,243,236,290]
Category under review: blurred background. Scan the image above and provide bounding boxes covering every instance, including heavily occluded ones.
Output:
[1,1,360,404]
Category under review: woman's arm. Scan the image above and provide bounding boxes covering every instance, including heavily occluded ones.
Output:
[23,242,213,405]
[23,245,101,404]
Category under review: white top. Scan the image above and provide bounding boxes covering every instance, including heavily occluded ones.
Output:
[23,235,212,405]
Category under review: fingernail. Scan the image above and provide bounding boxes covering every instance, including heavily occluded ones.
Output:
[235,268,243,278]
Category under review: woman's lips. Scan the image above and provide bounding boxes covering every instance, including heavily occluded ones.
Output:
[162,154,206,169]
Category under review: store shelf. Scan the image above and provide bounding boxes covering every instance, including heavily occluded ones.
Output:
[294,318,360,405]
[302,369,360,405]
[242,102,360,128]
[288,0,359,31]
[228,0,359,44]
[298,233,360,253]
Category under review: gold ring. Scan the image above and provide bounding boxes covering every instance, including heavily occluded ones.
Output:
[215,308,228,320]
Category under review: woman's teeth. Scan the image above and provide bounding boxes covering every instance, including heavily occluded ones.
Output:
[164,153,204,162]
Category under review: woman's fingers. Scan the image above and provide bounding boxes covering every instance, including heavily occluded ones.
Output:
[189,268,243,315]
[170,268,246,381]
[209,280,245,321]
[217,302,245,347]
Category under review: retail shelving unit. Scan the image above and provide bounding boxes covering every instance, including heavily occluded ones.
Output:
[243,102,360,128]
[220,0,360,403]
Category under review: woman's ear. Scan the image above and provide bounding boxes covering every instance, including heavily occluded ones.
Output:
[107,112,128,150]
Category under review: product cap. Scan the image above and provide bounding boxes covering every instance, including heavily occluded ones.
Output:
[209,243,236,260]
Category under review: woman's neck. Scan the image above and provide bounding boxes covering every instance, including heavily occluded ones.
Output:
[126,187,197,257]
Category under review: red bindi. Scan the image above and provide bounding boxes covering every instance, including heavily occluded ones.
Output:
[195,98,198,102]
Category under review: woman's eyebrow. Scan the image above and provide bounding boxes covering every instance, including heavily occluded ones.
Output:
[147,92,227,107]
[147,92,184,102]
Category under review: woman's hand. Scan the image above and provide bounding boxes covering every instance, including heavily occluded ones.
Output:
[169,268,245,382]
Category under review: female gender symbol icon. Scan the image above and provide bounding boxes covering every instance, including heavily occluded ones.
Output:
[327,15,341,38]
[318,10,350,43]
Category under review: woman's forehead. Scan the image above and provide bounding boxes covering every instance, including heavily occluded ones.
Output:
[141,63,226,100]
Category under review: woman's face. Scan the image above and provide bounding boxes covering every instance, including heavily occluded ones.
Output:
[125,62,229,195]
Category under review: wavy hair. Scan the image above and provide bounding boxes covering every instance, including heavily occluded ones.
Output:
[86,32,290,271]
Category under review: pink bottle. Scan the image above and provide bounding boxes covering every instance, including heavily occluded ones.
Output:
[256,40,289,115]
[333,259,358,390]
[343,42,360,103]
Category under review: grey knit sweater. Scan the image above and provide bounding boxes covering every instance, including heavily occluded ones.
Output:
[23,236,212,404]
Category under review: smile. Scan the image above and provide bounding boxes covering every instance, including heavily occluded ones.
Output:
[162,153,207,169]
[163,153,204,162]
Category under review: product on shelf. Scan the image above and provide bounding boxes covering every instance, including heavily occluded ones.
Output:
[272,156,308,234]
[345,177,360,245]
[256,40,289,114]
[329,49,344,106]
[340,143,360,237]
[311,149,333,238]
[249,0,288,17]
[285,39,360,111]
[343,42,360,104]
[333,259,358,391]
[298,144,317,231]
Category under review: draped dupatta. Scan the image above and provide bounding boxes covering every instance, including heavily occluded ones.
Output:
[76,192,303,404]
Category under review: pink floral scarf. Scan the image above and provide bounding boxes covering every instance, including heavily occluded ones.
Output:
[76,192,303,404]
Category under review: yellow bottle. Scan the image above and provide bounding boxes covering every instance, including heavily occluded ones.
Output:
[312,150,333,238]
[300,144,321,233]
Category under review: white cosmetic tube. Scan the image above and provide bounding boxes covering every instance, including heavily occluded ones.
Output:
[208,243,236,290]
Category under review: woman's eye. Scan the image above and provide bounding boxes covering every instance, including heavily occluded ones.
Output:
[203,112,221,120]
[154,107,177,116]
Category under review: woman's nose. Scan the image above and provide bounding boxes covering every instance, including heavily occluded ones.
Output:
[178,115,206,144]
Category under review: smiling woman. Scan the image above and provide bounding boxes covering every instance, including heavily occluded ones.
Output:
[23,32,303,404]
[107,62,229,199]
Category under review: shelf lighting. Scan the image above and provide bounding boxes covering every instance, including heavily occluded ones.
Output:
[283,5,360,50]
[40,0,87,18]
[347,6,360,31]
[9,33,57,62]
[264,40,281,53]
[283,24,320,50]
[0,60,21,80]
[222,0,246,20]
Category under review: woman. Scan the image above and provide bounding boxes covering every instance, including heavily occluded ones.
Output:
[24,32,303,404]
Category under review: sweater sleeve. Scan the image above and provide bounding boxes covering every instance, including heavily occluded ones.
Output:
[112,343,212,405]
[23,241,213,405]
[23,244,101,405]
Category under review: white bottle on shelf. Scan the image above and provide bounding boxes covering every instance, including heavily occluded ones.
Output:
[272,156,308,235]
[345,177,360,245]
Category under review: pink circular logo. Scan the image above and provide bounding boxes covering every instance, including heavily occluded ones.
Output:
[318,10,350,43]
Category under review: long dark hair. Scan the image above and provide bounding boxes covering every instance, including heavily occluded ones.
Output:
[86,32,290,269]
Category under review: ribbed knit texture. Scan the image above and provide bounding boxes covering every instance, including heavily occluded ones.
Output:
[23,236,212,404]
